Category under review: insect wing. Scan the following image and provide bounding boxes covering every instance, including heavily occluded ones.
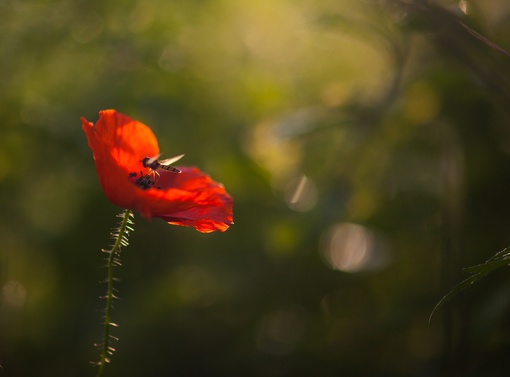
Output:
[159,154,185,166]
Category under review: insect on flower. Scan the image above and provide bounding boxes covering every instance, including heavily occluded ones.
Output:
[82,110,233,232]
[142,154,184,173]
[133,154,184,190]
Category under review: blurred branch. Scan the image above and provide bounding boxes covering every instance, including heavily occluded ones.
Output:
[395,0,510,103]
[398,0,510,57]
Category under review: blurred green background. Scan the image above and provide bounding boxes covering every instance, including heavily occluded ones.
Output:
[2,0,510,375]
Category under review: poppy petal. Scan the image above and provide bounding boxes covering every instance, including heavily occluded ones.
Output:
[143,167,233,233]
[81,110,160,207]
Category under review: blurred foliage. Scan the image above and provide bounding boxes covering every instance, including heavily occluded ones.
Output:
[2,0,510,376]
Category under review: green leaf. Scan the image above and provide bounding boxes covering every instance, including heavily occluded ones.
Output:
[429,246,510,326]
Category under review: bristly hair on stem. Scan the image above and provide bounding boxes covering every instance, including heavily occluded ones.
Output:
[93,209,134,377]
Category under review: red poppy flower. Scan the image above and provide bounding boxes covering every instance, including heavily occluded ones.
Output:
[81,109,233,233]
